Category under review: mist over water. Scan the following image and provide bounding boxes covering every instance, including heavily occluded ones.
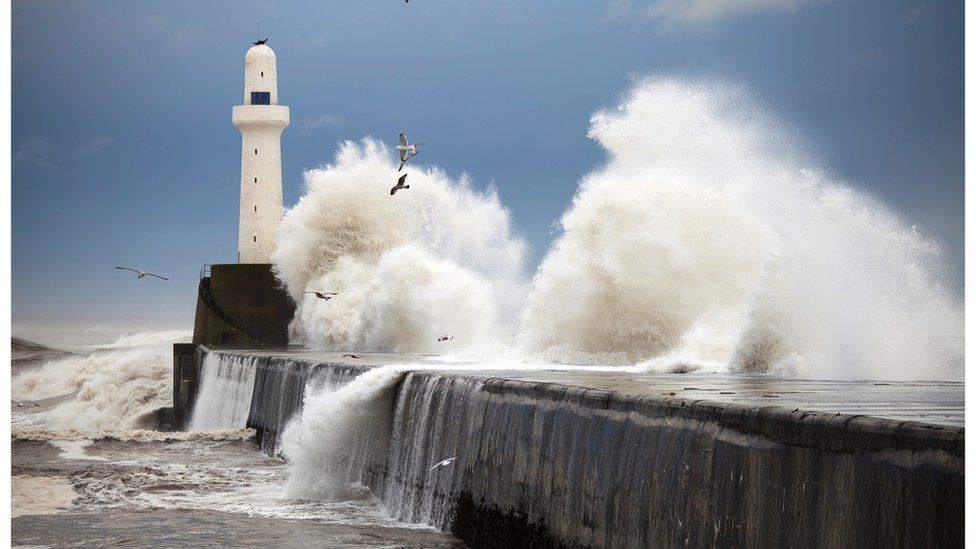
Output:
[275,78,962,381]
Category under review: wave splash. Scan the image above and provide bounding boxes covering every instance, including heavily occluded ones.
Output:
[280,365,407,500]
[518,78,963,380]
[272,139,527,355]
[271,79,961,380]
[12,330,191,432]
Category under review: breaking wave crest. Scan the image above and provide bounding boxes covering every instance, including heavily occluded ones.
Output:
[518,78,963,380]
[273,79,961,380]
[273,138,526,354]
[11,330,191,431]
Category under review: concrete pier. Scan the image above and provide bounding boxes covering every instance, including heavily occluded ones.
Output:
[179,348,964,548]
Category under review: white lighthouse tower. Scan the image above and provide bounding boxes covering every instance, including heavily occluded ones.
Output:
[232,40,289,263]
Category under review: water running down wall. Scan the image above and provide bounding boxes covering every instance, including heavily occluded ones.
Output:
[191,349,963,548]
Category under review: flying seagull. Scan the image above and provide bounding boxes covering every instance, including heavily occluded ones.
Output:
[304,291,338,300]
[115,266,168,280]
[428,457,459,472]
[390,173,410,196]
[437,335,454,342]
[342,353,364,359]
[396,133,425,171]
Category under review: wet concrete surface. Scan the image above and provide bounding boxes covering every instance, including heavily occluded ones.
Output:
[208,347,965,426]
[465,370,965,426]
[220,350,963,548]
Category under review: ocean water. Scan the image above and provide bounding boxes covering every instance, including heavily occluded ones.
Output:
[10,325,462,547]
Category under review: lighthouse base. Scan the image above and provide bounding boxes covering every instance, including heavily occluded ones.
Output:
[191,263,295,347]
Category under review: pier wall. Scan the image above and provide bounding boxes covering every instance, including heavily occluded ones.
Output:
[188,349,964,549]
[192,263,294,346]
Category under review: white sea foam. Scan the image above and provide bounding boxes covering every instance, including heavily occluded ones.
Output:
[12,475,77,518]
[274,80,961,381]
[11,330,190,432]
[272,138,527,355]
[280,365,408,500]
[11,428,256,442]
[518,78,963,380]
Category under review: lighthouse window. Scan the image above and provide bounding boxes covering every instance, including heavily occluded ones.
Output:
[254,148,258,155]
[254,177,257,183]
[250,91,271,105]
[254,205,257,212]
[253,236,257,242]
[261,71,264,77]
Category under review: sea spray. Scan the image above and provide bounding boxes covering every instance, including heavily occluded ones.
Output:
[273,139,527,354]
[277,359,651,501]
[280,365,408,499]
[274,80,961,380]
[519,78,963,380]
[11,329,191,431]
[12,344,177,431]
[93,330,193,350]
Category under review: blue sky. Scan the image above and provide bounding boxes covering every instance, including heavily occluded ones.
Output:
[12,0,963,319]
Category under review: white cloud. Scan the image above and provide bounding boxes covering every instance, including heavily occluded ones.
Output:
[14,137,53,169]
[614,0,826,26]
[303,113,345,134]
[72,137,114,158]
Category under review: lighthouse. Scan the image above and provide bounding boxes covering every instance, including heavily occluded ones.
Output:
[232,40,289,263]
[176,41,297,416]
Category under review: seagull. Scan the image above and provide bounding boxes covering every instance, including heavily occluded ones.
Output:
[437,335,454,342]
[390,173,410,196]
[428,457,459,472]
[304,291,338,300]
[342,353,364,359]
[396,133,425,171]
[115,266,168,280]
